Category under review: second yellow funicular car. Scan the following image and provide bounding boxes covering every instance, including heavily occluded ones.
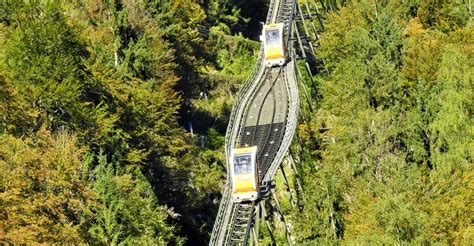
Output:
[230,146,259,202]
[261,23,286,67]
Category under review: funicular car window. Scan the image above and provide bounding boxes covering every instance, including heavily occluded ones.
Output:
[234,154,252,175]
[265,29,279,46]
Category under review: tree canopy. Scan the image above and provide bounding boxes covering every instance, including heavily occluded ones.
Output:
[291,1,473,244]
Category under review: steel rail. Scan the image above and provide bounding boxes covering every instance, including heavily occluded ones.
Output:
[263,59,299,182]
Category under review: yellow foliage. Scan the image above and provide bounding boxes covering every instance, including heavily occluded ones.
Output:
[0,129,92,244]
[403,17,426,37]
[423,169,474,243]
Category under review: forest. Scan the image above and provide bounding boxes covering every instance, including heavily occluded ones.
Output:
[0,0,472,245]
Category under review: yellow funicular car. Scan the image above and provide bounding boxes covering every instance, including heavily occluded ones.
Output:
[261,23,286,67]
[230,146,259,202]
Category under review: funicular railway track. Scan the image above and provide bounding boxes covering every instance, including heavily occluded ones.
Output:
[239,67,286,179]
[210,0,299,244]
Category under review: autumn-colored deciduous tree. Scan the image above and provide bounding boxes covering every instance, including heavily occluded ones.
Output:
[0,129,91,244]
